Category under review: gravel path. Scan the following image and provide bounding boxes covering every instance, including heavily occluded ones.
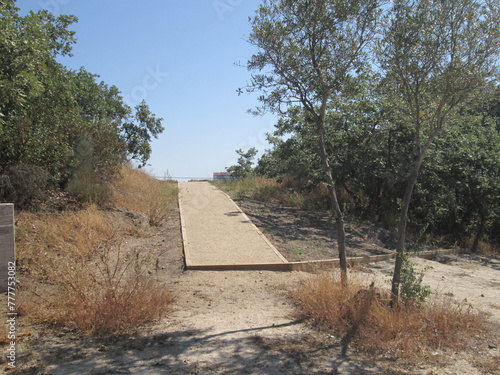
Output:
[178,182,287,266]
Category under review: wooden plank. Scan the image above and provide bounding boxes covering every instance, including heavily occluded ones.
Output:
[186,263,293,271]
[0,204,15,293]
[184,249,457,272]
[177,187,192,267]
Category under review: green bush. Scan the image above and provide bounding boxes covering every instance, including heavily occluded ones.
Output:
[68,173,110,205]
[399,254,431,307]
[0,165,48,208]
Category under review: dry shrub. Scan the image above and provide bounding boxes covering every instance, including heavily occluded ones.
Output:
[309,183,330,210]
[217,176,332,211]
[146,181,178,226]
[112,166,178,225]
[291,272,484,361]
[291,272,357,330]
[219,175,308,208]
[16,201,175,335]
[219,176,279,200]
[254,177,281,201]
[112,167,153,212]
[464,237,500,255]
[67,172,111,206]
[22,241,174,335]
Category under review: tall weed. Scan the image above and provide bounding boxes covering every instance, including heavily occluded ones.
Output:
[22,236,174,334]
[215,175,330,211]
[16,205,115,276]
[146,181,178,226]
[68,172,111,205]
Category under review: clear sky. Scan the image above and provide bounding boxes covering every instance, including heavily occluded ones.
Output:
[15,0,276,180]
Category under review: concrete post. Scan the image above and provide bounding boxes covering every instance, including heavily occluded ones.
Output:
[0,204,15,293]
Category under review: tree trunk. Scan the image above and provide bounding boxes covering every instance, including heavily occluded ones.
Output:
[390,151,426,306]
[318,127,348,284]
[472,209,488,253]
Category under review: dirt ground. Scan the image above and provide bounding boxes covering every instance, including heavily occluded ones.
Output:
[3,190,500,374]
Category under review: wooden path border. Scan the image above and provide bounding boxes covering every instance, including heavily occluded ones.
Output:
[177,187,192,267]
[184,249,458,272]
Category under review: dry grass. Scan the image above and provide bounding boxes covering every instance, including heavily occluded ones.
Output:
[215,175,330,210]
[16,204,115,276]
[474,354,500,374]
[291,272,485,362]
[20,238,174,335]
[112,166,178,225]
[464,237,500,256]
[16,166,177,335]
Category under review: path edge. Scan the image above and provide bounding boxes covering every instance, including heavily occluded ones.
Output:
[177,183,192,267]
[185,249,458,272]
[219,189,289,264]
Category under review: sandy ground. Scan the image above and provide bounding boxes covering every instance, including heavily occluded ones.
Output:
[5,183,500,374]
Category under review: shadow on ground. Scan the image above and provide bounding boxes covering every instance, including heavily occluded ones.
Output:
[16,322,382,374]
[236,198,394,262]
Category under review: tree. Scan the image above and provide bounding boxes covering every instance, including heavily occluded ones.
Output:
[0,2,78,178]
[377,0,500,305]
[0,2,77,135]
[245,0,381,282]
[227,147,258,179]
[0,3,165,206]
[412,104,500,251]
[121,100,164,167]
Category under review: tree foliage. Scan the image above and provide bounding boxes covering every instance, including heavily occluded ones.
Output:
[122,100,164,167]
[377,0,500,304]
[0,1,165,206]
[248,0,500,292]
[226,147,258,179]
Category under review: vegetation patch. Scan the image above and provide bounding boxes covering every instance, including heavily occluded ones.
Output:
[15,167,177,335]
[112,167,179,226]
[290,271,486,364]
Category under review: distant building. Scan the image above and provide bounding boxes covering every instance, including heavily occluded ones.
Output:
[213,172,232,180]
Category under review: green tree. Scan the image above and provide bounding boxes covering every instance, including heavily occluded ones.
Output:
[121,100,164,167]
[245,0,381,282]
[412,107,500,250]
[0,2,77,135]
[227,147,258,179]
[377,0,500,305]
[0,3,165,206]
[0,2,78,179]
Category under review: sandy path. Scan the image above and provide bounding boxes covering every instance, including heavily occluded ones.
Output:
[178,182,287,266]
[40,270,317,375]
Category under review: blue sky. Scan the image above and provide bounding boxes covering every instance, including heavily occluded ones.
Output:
[16,0,276,180]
